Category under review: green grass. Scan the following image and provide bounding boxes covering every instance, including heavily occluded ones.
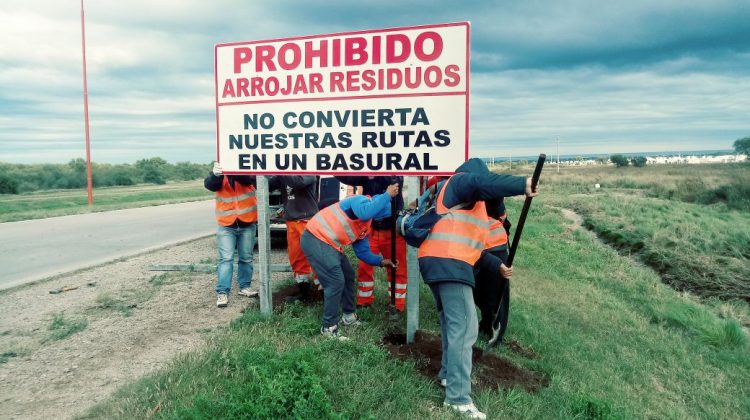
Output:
[0,180,212,222]
[43,312,88,342]
[86,203,750,419]
[538,165,750,304]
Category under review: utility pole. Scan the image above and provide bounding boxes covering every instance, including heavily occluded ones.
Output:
[80,0,93,206]
[556,137,560,173]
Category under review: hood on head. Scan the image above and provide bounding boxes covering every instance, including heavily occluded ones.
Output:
[455,158,490,175]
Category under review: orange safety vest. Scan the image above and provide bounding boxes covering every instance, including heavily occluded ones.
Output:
[214,177,258,226]
[484,214,509,251]
[306,202,371,253]
[418,176,490,264]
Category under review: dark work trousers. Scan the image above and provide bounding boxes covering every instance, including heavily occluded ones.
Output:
[473,249,510,340]
[300,230,356,328]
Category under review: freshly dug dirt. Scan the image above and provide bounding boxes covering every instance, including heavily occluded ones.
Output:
[382,331,548,393]
[271,283,324,309]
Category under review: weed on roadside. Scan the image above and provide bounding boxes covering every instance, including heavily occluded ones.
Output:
[43,312,87,343]
[0,351,18,364]
[199,257,216,265]
[148,273,169,286]
[93,289,155,317]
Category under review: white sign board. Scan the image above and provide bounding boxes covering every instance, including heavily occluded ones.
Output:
[215,22,470,175]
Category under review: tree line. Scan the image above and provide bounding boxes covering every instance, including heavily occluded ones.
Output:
[0,158,210,194]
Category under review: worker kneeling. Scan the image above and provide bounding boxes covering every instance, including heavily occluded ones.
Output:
[301,183,399,340]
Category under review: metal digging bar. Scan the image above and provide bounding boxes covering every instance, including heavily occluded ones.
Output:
[486,153,546,348]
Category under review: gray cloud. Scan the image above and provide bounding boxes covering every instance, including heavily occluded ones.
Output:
[0,0,747,163]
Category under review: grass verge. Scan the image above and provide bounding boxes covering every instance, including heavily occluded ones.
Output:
[0,180,211,223]
[86,203,749,419]
[537,163,750,304]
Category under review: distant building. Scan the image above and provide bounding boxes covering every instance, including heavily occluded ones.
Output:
[646,154,747,165]
[480,153,746,167]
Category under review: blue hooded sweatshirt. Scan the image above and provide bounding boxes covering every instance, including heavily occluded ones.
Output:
[337,192,392,266]
[418,158,527,287]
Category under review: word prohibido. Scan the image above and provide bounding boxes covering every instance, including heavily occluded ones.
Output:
[232,32,444,73]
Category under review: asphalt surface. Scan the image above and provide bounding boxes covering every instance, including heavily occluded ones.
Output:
[0,200,217,291]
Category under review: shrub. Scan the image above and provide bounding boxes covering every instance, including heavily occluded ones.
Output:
[733,135,750,156]
[631,156,647,167]
[610,154,629,167]
[174,162,207,181]
[136,157,168,185]
[0,173,19,194]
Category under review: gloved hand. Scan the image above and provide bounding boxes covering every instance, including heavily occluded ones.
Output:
[380,259,398,268]
[212,162,223,176]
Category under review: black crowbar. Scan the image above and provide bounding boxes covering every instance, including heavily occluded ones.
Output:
[486,153,546,348]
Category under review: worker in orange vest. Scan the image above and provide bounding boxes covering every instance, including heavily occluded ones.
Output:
[204,162,259,308]
[301,183,399,340]
[335,175,406,319]
[418,158,538,419]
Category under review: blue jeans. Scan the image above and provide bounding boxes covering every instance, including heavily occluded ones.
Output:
[215,223,256,294]
[429,281,479,406]
[300,230,356,328]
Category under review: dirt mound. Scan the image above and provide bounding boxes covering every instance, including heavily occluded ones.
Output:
[382,330,548,393]
[505,339,538,359]
[271,284,324,309]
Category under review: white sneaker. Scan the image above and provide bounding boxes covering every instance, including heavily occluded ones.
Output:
[238,288,258,298]
[341,312,362,327]
[320,324,349,341]
[216,293,228,308]
[444,402,486,419]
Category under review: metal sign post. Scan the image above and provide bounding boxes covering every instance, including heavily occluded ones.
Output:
[405,176,420,343]
[256,176,273,315]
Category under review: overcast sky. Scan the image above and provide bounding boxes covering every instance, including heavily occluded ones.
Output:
[1,0,748,164]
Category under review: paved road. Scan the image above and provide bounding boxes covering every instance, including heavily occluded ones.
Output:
[0,200,217,290]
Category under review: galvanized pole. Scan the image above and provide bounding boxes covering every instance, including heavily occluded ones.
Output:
[405,176,420,343]
[256,176,273,316]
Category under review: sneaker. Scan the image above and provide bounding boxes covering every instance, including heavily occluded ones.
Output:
[341,312,362,327]
[216,293,228,308]
[444,402,486,419]
[439,378,447,387]
[238,288,259,298]
[320,324,349,341]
